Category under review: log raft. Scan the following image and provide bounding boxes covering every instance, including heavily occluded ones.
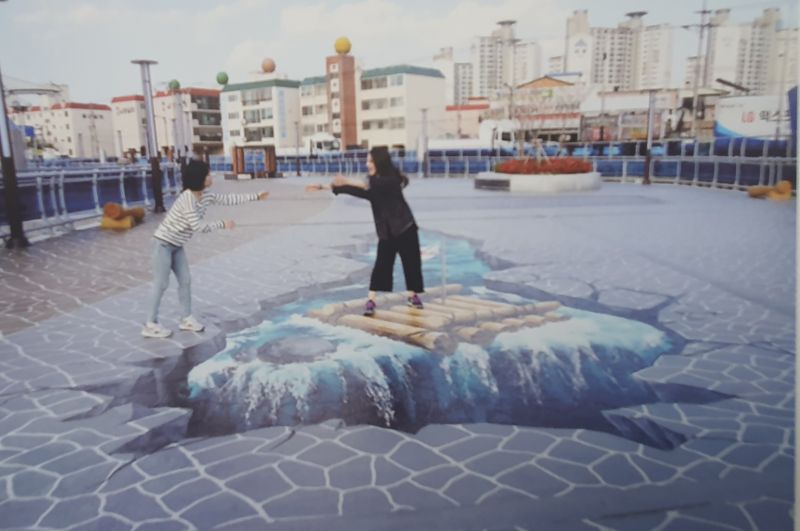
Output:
[306,283,570,353]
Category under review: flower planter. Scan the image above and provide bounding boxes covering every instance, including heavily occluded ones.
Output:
[474,171,602,193]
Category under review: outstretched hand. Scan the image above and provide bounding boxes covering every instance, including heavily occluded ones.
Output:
[332,174,347,187]
[305,183,325,192]
[223,219,236,230]
[257,191,269,200]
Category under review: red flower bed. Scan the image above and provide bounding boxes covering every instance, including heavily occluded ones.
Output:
[495,158,592,175]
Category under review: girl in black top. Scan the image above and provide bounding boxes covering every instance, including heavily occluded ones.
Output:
[307,146,424,316]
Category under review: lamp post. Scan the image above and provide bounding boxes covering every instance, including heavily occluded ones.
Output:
[0,64,29,248]
[132,59,165,212]
[643,89,656,186]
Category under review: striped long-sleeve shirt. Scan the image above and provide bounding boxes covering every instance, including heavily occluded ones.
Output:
[153,189,259,246]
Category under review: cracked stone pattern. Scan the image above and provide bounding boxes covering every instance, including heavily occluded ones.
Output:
[0,180,794,529]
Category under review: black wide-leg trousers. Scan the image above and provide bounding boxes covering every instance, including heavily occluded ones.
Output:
[369,227,424,293]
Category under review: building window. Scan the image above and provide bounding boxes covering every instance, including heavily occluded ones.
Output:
[244,109,261,123]
[261,108,273,120]
[302,106,313,116]
[301,85,313,97]
[330,78,340,92]
[390,74,403,86]
[228,94,238,102]
[329,63,339,73]
[390,97,404,107]
[65,111,68,116]
[228,112,239,119]
[302,124,315,135]
[230,129,240,136]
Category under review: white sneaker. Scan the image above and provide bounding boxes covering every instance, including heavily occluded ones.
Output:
[141,321,172,338]
[179,315,205,332]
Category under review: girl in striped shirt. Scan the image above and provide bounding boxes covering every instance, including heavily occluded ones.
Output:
[142,160,268,338]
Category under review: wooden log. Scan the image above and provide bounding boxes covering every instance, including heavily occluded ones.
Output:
[373,309,450,330]
[544,312,569,322]
[478,321,515,334]
[501,318,526,327]
[388,306,455,324]
[337,314,454,354]
[448,295,516,309]
[437,299,495,320]
[423,302,479,324]
[522,315,546,326]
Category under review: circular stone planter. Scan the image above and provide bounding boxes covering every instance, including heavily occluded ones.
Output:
[475,171,602,193]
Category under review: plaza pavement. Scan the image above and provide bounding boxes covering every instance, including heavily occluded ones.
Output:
[0,176,795,530]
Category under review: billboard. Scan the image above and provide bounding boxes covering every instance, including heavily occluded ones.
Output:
[714,95,791,138]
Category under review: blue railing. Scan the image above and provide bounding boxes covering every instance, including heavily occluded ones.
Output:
[0,163,182,241]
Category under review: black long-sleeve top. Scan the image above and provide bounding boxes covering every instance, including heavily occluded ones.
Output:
[332,174,417,240]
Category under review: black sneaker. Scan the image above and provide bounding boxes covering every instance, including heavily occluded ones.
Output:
[407,294,424,309]
[363,299,376,317]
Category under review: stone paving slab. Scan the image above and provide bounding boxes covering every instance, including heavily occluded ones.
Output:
[0,179,794,529]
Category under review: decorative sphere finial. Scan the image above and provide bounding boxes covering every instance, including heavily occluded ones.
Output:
[334,37,351,55]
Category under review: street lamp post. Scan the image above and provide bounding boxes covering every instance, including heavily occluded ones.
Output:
[132,59,165,213]
[643,89,656,186]
[0,64,29,248]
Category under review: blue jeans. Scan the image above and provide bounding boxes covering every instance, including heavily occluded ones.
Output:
[148,239,191,323]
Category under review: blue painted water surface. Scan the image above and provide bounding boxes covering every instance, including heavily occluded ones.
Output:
[187,232,675,440]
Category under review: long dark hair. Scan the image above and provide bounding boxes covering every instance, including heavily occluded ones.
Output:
[370,146,409,188]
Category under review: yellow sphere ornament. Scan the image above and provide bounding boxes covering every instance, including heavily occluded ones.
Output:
[334,37,351,55]
[261,58,276,73]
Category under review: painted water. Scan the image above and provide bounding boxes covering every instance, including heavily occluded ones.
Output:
[185,233,688,446]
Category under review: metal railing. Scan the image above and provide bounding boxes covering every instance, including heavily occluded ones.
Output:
[0,163,182,242]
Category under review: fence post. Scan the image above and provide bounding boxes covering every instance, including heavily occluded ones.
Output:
[141,168,151,207]
[119,170,129,208]
[35,175,49,230]
[92,170,101,214]
[57,171,73,231]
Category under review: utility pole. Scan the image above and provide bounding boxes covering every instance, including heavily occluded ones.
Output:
[0,64,29,248]
[774,44,789,141]
[690,0,710,139]
[643,89,656,186]
[132,59,165,212]
[294,120,300,176]
[420,108,429,178]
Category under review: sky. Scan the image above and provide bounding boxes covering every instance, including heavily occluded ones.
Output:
[1,0,797,104]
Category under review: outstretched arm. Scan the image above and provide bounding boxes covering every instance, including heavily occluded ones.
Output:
[206,191,265,206]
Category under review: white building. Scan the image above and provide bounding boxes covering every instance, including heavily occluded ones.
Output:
[299,76,330,143]
[547,55,565,74]
[566,10,673,90]
[11,102,114,159]
[703,8,794,95]
[220,78,301,157]
[154,88,223,157]
[454,62,474,105]
[111,95,147,157]
[471,21,542,97]
[638,24,672,89]
[433,48,456,106]
[684,56,707,89]
[514,41,542,85]
[357,65,445,150]
[433,48,477,106]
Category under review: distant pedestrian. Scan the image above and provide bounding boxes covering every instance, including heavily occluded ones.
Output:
[141,160,269,338]
[306,146,424,316]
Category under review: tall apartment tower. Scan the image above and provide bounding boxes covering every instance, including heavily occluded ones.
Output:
[565,10,672,89]
[471,20,541,96]
[704,7,792,94]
